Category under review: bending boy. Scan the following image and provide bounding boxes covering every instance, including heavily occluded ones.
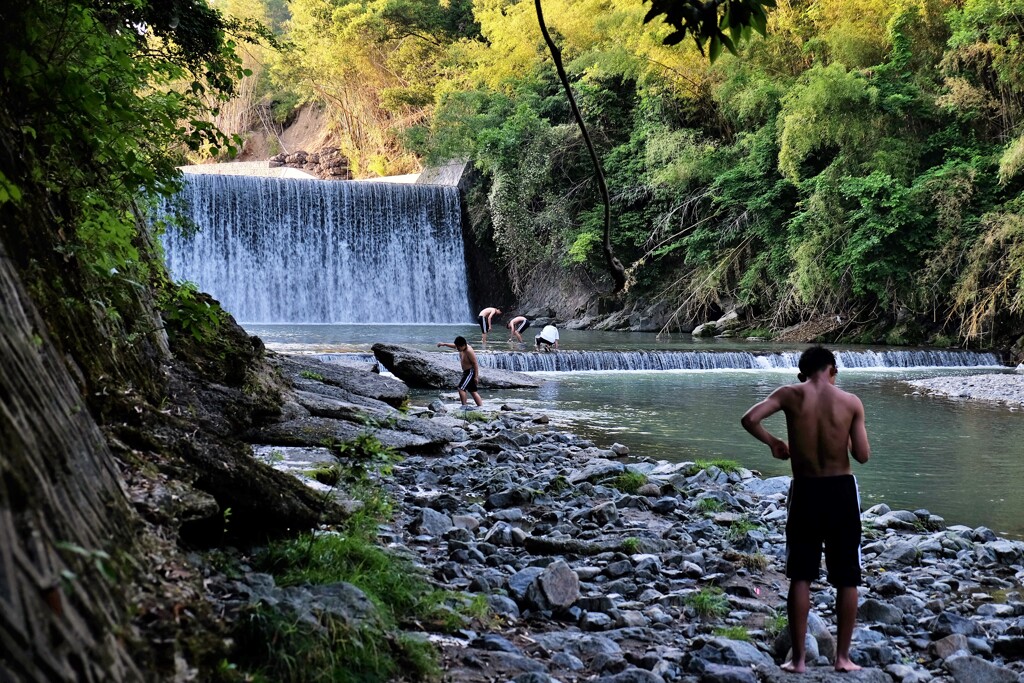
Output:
[477,307,501,343]
[740,346,870,673]
[507,315,530,343]
[437,336,483,407]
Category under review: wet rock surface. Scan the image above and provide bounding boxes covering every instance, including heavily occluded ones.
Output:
[246,363,1024,682]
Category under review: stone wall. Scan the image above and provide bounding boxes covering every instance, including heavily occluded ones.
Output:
[268,147,352,180]
[0,239,142,682]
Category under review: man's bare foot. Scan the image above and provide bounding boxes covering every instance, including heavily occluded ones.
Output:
[834,657,862,672]
[781,660,806,673]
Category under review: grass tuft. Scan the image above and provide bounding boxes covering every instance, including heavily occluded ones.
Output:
[300,370,325,381]
[685,587,730,620]
[713,625,751,641]
[693,458,742,474]
[612,470,648,494]
[698,498,724,513]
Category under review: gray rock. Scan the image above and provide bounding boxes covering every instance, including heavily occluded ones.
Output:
[931,611,987,638]
[590,501,620,525]
[539,560,580,609]
[255,416,447,452]
[879,541,920,566]
[570,459,626,484]
[699,664,758,683]
[757,665,891,683]
[933,634,970,660]
[885,664,933,683]
[371,343,541,389]
[512,674,559,683]
[508,566,546,601]
[487,595,521,619]
[944,654,1020,683]
[292,389,396,422]
[531,631,622,660]
[582,611,615,631]
[858,599,904,625]
[873,573,906,597]
[611,443,630,455]
[652,497,678,514]
[692,637,774,668]
[741,476,791,497]
[274,354,409,406]
[428,399,446,413]
[851,643,896,668]
[552,651,585,671]
[598,669,666,683]
[408,507,453,537]
[473,633,522,653]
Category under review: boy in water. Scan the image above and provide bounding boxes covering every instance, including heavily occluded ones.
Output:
[436,336,483,407]
[507,315,530,343]
[740,346,871,673]
[477,306,501,343]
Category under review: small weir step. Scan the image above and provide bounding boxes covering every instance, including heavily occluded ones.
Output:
[474,349,1004,372]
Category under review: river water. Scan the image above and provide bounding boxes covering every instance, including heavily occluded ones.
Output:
[247,323,1024,538]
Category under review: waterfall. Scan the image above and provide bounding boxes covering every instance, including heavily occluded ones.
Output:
[473,349,1004,372]
[160,174,472,323]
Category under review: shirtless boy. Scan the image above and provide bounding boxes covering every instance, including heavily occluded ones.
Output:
[740,346,870,674]
[436,336,483,407]
[477,307,501,343]
[507,315,530,343]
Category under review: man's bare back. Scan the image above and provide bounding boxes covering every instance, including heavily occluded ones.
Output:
[741,364,869,478]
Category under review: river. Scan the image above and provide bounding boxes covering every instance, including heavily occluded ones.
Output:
[247,323,1024,538]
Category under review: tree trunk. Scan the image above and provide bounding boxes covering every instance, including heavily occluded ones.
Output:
[534,0,627,293]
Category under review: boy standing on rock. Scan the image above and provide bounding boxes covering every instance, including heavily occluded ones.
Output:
[437,336,483,408]
[740,346,871,673]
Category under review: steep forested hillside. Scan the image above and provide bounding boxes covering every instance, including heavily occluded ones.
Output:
[217,0,1024,350]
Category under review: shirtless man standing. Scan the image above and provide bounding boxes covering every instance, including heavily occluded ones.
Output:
[437,336,483,407]
[740,346,870,674]
[477,307,501,343]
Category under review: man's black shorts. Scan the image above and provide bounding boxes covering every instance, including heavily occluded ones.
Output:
[786,474,862,587]
[458,368,478,393]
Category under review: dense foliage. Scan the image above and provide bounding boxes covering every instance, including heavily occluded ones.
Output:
[228,0,1024,345]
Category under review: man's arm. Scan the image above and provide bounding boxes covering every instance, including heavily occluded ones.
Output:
[848,396,870,464]
[437,342,455,349]
[740,389,790,460]
[468,348,480,379]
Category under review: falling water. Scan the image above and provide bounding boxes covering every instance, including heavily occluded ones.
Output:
[474,349,1004,372]
[160,174,472,323]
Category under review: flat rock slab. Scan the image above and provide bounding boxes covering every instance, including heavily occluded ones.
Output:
[757,665,891,683]
[273,354,408,407]
[253,416,451,452]
[372,343,541,389]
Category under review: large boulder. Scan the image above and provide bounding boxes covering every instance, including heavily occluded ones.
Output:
[272,354,408,407]
[371,343,541,389]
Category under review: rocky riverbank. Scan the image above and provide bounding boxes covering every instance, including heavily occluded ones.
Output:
[228,355,1024,683]
[905,374,1024,409]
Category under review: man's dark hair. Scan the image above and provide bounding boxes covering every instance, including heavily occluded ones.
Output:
[454,336,467,348]
[798,346,837,381]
